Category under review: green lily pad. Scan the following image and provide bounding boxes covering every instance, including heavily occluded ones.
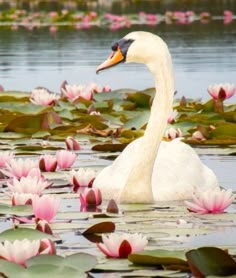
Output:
[186,247,236,277]
[0,260,26,277]
[0,203,33,216]
[26,252,96,273]
[0,228,55,241]
[128,249,188,267]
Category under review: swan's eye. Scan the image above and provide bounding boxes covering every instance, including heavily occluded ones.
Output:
[111,42,119,51]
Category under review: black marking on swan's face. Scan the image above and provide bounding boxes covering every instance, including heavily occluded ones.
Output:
[111,38,134,61]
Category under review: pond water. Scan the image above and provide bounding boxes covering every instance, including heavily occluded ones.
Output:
[0,11,236,276]
[0,20,236,102]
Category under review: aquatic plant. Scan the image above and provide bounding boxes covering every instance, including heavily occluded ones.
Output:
[97,233,148,258]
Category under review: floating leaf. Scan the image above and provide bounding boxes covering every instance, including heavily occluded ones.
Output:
[186,247,236,277]
[128,249,188,268]
[82,221,115,235]
[0,203,33,216]
[0,228,55,241]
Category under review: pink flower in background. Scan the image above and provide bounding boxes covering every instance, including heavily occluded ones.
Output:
[0,152,14,168]
[0,84,4,92]
[185,187,235,214]
[67,168,95,192]
[11,192,35,205]
[0,239,40,266]
[32,195,60,222]
[224,10,233,24]
[61,81,93,101]
[7,176,49,195]
[30,87,59,106]
[167,110,178,124]
[208,83,235,100]
[39,154,57,172]
[97,233,148,258]
[79,188,102,207]
[56,150,77,169]
[165,127,182,140]
[65,136,81,151]
[192,130,206,141]
[6,158,39,179]
[89,82,111,94]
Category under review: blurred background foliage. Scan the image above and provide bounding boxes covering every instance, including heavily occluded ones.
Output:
[0,0,235,14]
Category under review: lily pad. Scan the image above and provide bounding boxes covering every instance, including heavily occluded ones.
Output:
[0,203,33,216]
[82,221,116,235]
[186,247,236,277]
[0,227,55,241]
[128,249,188,267]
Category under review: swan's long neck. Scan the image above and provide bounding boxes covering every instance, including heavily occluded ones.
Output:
[120,47,174,203]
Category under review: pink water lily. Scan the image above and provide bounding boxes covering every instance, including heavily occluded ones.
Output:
[79,188,102,207]
[61,81,93,101]
[208,83,235,100]
[30,87,59,106]
[192,130,206,141]
[0,239,54,266]
[97,233,148,258]
[0,152,14,168]
[11,192,35,205]
[39,154,57,172]
[32,195,60,222]
[185,187,235,214]
[67,168,95,192]
[167,110,178,124]
[56,150,77,169]
[6,158,40,179]
[165,127,182,140]
[65,136,81,151]
[7,176,49,195]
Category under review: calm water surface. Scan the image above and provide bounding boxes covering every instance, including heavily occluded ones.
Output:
[0,21,236,101]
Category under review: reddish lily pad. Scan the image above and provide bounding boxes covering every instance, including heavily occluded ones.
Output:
[82,221,115,235]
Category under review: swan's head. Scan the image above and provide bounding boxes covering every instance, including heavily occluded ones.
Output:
[96,31,169,74]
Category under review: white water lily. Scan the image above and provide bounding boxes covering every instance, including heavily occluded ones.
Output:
[208,83,235,100]
[11,192,36,205]
[6,158,40,179]
[185,187,235,214]
[7,176,49,195]
[67,168,96,188]
[0,239,40,266]
[97,233,148,258]
[165,127,182,140]
[30,87,59,106]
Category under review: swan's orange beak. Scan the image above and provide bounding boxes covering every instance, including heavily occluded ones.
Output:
[96,47,125,74]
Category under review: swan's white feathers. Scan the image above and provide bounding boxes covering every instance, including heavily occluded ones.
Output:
[94,31,218,203]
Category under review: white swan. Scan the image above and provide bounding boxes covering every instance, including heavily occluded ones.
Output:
[94,31,218,203]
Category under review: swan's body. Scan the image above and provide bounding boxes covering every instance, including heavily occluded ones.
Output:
[94,31,218,203]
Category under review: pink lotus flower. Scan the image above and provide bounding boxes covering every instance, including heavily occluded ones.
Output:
[185,187,235,214]
[208,83,235,100]
[97,233,148,258]
[0,84,4,92]
[30,88,59,106]
[39,154,57,172]
[11,192,35,205]
[0,239,54,266]
[67,168,95,192]
[61,81,93,101]
[0,152,14,168]
[7,176,49,195]
[88,82,111,94]
[65,136,81,151]
[79,188,102,207]
[32,195,60,222]
[56,150,77,169]
[165,127,182,139]
[6,158,40,179]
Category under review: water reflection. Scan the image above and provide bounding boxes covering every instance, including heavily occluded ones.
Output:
[0,21,236,100]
